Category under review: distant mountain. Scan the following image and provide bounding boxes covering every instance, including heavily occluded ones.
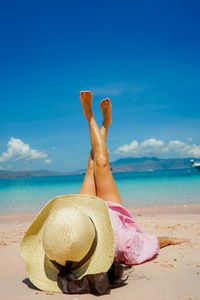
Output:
[0,157,199,179]
[110,157,200,173]
[0,170,67,179]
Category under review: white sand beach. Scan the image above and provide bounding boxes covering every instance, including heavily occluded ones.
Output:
[1,205,200,300]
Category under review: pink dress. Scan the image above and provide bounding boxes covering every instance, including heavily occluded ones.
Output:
[107,201,159,265]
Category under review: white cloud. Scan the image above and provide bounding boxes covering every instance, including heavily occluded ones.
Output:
[44,159,52,164]
[0,138,48,163]
[115,138,200,158]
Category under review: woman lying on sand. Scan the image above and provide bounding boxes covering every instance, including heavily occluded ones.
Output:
[20,91,189,295]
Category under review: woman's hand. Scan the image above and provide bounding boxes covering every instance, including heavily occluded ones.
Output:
[158,236,190,248]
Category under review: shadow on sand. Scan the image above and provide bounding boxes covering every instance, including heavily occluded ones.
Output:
[23,278,40,291]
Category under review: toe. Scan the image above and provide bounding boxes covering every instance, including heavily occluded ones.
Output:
[80,91,85,102]
[85,91,92,96]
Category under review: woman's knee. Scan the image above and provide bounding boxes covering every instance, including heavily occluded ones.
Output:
[95,154,109,169]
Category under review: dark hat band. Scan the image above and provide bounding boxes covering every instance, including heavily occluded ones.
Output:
[51,222,97,273]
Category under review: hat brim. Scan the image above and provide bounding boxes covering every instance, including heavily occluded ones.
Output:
[20,194,115,292]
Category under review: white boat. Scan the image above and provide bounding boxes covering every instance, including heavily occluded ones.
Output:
[190,159,200,171]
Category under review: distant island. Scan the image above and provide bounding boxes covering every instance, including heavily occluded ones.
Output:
[110,157,200,173]
[0,170,67,179]
[0,157,199,179]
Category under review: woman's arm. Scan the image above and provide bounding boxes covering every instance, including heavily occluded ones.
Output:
[158,236,190,249]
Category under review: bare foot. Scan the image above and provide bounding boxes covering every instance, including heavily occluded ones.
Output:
[100,98,112,128]
[80,91,93,121]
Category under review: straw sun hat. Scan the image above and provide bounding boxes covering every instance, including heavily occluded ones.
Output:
[20,194,115,292]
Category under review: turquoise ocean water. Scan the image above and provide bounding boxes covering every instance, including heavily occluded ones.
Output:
[0,169,200,215]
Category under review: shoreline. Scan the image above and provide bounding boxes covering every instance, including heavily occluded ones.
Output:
[1,203,200,222]
[130,203,200,215]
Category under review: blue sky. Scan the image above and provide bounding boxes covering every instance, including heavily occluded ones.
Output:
[0,0,200,172]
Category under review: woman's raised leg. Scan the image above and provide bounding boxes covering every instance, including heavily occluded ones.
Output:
[80,91,123,205]
[79,98,112,196]
[79,150,96,196]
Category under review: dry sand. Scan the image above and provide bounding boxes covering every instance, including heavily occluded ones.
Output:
[0,205,200,300]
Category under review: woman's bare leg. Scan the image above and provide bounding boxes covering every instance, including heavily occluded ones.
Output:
[80,91,123,205]
[100,98,112,143]
[79,150,96,196]
[79,99,112,196]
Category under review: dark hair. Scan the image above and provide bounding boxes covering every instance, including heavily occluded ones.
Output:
[52,260,131,295]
